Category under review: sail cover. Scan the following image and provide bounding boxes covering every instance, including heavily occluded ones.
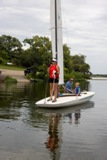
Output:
[50,0,64,84]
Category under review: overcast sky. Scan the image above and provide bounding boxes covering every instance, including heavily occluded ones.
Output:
[0,0,107,74]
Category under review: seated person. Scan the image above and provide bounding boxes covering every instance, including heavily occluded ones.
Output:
[58,85,62,97]
[65,78,73,93]
[75,82,81,96]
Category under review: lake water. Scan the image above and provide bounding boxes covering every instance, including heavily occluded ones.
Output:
[0,80,107,160]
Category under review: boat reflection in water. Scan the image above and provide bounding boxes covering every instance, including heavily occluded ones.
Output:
[37,101,95,115]
[38,101,95,159]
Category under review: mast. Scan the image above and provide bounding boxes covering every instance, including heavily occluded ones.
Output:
[55,0,57,59]
[50,0,64,84]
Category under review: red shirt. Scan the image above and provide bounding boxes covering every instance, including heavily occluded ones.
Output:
[49,64,59,79]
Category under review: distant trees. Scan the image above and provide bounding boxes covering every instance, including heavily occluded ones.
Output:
[21,36,52,79]
[71,54,91,78]
[0,35,22,64]
[63,44,91,79]
[0,34,92,80]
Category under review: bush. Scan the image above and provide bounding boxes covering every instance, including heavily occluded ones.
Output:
[71,72,85,81]
[64,71,85,83]
[0,57,6,65]
[4,76,17,83]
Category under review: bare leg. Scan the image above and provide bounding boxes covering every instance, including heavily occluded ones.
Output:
[49,83,53,99]
[53,83,58,101]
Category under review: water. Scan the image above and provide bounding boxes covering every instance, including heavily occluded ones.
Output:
[0,80,107,160]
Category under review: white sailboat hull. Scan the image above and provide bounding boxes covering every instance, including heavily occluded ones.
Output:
[36,91,95,108]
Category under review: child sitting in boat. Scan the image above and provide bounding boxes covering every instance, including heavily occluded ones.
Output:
[58,85,62,97]
[75,82,81,96]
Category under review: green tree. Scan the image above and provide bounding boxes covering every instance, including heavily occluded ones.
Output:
[63,44,73,73]
[0,35,22,63]
[0,34,92,80]
[70,54,91,78]
[0,50,8,64]
[80,63,90,74]
[22,35,52,79]
[71,54,85,71]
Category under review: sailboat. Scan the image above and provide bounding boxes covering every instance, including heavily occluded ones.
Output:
[36,0,95,108]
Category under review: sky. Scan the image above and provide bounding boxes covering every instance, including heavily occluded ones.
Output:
[0,0,107,74]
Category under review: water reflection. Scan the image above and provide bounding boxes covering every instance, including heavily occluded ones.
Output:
[67,111,81,124]
[38,102,94,128]
[0,82,96,160]
[45,114,60,151]
[38,102,94,160]
[38,101,94,115]
[74,111,81,124]
[45,113,62,160]
[67,113,72,124]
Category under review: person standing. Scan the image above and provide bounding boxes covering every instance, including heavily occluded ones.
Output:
[47,58,60,102]
[65,78,73,93]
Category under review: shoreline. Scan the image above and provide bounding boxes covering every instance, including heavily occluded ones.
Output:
[0,69,30,83]
[91,77,107,80]
[1,69,107,82]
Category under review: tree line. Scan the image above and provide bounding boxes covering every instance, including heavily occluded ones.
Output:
[0,35,91,81]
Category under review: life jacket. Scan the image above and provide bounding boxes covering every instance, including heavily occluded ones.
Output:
[75,86,80,94]
[49,64,59,78]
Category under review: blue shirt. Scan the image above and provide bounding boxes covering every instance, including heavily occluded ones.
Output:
[75,86,80,94]
[66,81,73,92]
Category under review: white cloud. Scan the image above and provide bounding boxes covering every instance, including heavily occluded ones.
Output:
[62,0,107,74]
[0,0,107,74]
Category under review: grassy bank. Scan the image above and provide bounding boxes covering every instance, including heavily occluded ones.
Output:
[0,65,25,71]
[4,76,17,83]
